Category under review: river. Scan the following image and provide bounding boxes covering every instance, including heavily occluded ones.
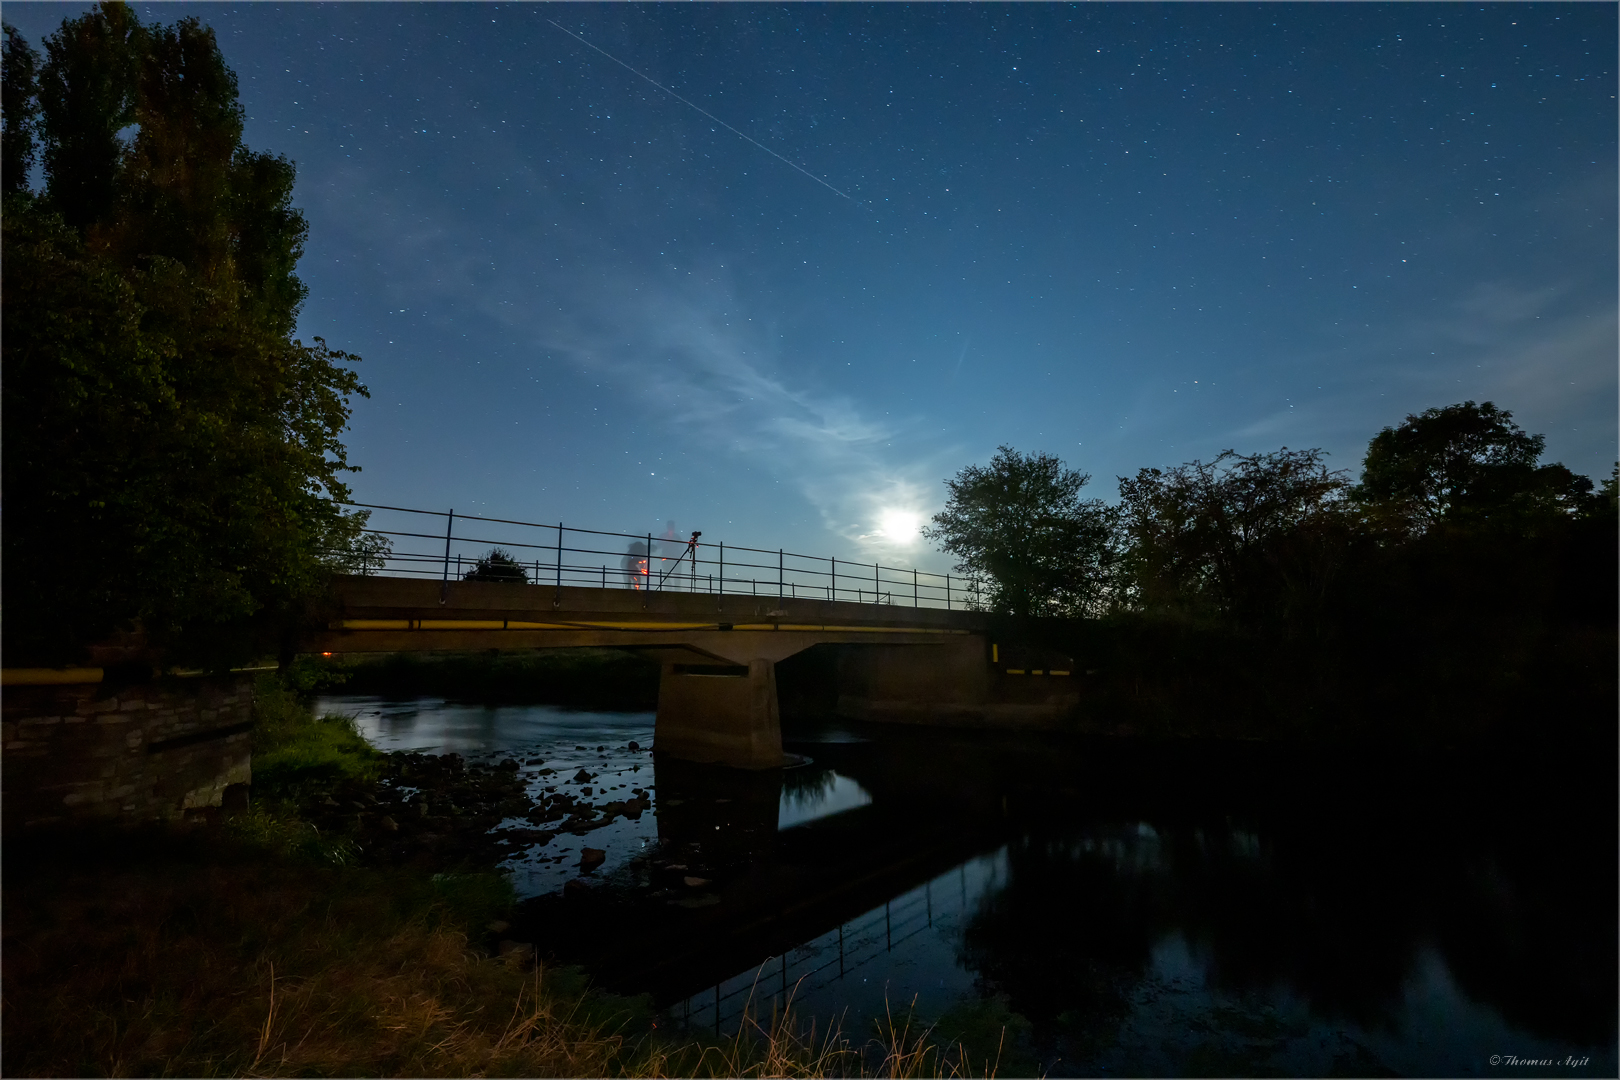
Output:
[317,694,1617,1077]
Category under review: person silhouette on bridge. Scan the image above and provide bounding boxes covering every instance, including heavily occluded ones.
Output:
[622,541,650,590]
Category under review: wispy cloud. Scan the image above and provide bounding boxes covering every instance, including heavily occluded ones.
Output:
[1217,278,1617,474]
[320,162,954,558]
[522,268,953,557]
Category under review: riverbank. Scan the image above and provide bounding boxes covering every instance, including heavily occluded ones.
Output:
[1,677,1001,1078]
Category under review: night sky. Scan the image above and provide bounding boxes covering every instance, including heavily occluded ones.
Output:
[8,3,1616,569]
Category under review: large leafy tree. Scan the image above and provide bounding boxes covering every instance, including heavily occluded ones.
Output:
[2,3,376,667]
[1354,401,1596,532]
[2,24,39,197]
[1116,448,1352,624]
[924,446,1117,617]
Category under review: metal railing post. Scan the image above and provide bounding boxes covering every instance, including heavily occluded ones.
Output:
[439,508,455,603]
[556,523,563,594]
[719,542,724,597]
[946,574,951,610]
[913,568,919,607]
[831,556,836,602]
[647,533,653,591]
[778,549,784,601]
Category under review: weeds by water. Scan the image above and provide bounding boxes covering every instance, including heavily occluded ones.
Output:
[250,673,381,801]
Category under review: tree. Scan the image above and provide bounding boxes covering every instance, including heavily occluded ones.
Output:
[2,24,40,196]
[1354,401,1595,532]
[1117,448,1352,624]
[2,3,373,667]
[924,446,1117,617]
[463,548,530,585]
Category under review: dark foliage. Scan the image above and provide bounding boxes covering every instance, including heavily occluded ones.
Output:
[324,649,661,711]
[2,23,40,196]
[462,547,530,585]
[1354,400,1598,532]
[2,3,374,666]
[932,402,1615,749]
[1116,447,1354,628]
[924,445,1117,617]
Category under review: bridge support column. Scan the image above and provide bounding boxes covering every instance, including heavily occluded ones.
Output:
[655,658,784,769]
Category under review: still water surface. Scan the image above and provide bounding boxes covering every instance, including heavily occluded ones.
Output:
[319,695,1616,1077]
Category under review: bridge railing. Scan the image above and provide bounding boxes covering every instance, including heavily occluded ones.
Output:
[333,503,984,611]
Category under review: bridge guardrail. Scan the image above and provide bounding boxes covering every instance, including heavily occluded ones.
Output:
[329,503,984,612]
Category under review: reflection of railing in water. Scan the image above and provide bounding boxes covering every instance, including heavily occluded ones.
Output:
[672,856,1002,1036]
[332,502,984,611]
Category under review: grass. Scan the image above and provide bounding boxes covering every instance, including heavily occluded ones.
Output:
[1,675,1014,1078]
[249,673,381,803]
[3,849,1008,1077]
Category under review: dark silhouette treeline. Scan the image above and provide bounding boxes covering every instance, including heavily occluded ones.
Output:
[327,649,661,711]
[931,402,1617,748]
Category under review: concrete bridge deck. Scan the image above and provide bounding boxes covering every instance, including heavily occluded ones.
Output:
[307,576,1071,768]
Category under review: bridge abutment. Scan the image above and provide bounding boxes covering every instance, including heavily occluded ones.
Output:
[834,639,1079,728]
[654,658,785,769]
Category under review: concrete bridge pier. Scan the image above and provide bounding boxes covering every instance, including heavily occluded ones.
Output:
[653,656,785,770]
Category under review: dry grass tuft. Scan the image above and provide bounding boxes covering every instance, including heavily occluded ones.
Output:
[2,849,642,1077]
[4,844,1012,1078]
[643,981,1004,1080]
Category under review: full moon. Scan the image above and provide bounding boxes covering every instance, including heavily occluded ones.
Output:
[879,509,921,544]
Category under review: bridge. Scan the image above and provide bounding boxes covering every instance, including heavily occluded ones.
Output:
[304,505,1079,769]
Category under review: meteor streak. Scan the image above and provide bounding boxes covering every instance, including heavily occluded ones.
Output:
[548,20,859,206]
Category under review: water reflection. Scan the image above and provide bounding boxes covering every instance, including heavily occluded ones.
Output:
[672,851,1006,1038]
[779,769,872,830]
[319,696,660,895]
[319,696,1617,1076]
[319,698,874,894]
[320,696,655,758]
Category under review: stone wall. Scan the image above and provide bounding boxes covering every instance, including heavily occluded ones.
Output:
[2,675,253,831]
